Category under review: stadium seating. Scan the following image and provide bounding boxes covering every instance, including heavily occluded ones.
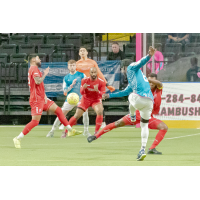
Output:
[18,63,28,81]
[18,44,35,54]
[27,35,44,45]
[165,43,182,53]
[162,52,176,63]
[177,52,196,59]
[29,53,47,62]
[0,44,17,54]
[38,44,55,54]
[65,35,82,48]
[10,53,27,63]
[0,63,17,81]
[49,53,66,62]
[56,44,75,60]
[46,35,63,45]
[9,35,26,45]
[190,33,200,43]
[0,53,8,64]
[185,43,200,54]
[125,43,136,53]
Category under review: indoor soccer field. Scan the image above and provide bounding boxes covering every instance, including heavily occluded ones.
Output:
[0,125,200,166]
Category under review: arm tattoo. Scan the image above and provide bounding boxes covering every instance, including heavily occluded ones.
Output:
[34,74,46,85]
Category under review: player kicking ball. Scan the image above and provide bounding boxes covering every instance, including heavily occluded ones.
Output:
[87,73,168,155]
[88,47,156,161]
[46,60,91,138]
[13,56,82,149]
[63,67,106,136]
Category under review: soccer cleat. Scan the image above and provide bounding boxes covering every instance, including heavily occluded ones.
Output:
[136,149,146,161]
[13,137,21,149]
[147,148,162,155]
[68,129,83,137]
[83,131,92,137]
[100,122,106,129]
[87,135,97,143]
[46,130,54,137]
[59,124,65,130]
[130,115,136,122]
[61,132,67,138]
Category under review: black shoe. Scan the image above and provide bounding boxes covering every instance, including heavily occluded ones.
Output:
[87,135,97,143]
[147,148,162,155]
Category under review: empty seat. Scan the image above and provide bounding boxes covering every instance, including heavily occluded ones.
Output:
[29,53,47,62]
[19,44,35,54]
[49,53,66,62]
[46,35,63,45]
[125,43,136,53]
[0,63,17,80]
[9,105,24,111]
[38,44,55,54]
[107,106,125,112]
[177,52,196,59]
[9,35,26,45]
[55,33,71,36]
[165,43,182,53]
[10,53,27,63]
[65,35,82,48]
[190,33,200,43]
[124,53,135,61]
[37,33,54,36]
[28,35,44,45]
[0,44,17,54]
[163,52,176,63]
[18,33,36,36]
[56,44,75,60]
[0,53,8,64]
[18,63,28,81]
[185,43,200,54]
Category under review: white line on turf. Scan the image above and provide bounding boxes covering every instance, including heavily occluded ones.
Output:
[164,133,200,140]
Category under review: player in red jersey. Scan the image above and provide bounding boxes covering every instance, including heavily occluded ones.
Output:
[13,56,82,148]
[64,67,106,136]
[87,73,168,155]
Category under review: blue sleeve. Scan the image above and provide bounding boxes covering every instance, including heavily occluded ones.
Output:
[63,75,70,91]
[128,55,151,72]
[109,84,133,98]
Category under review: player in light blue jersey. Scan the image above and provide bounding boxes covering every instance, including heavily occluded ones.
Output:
[88,46,156,161]
[47,60,91,138]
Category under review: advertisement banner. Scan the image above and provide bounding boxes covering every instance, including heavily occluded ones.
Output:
[40,61,121,97]
[155,83,200,120]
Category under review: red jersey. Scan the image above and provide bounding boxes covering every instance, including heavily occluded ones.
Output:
[151,87,163,115]
[28,66,45,102]
[80,77,106,100]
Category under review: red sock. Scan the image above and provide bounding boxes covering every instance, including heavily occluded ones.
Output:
[22,120,39,135]
[149,130,167,149]
[65,116,77,133]
[95,122,116,138]
[55,107,69,127]
[95,115,103,133]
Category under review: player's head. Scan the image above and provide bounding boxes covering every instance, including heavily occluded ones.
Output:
[68,59,76,74]
[29,55,41,67]
[90,67,97,80]
[148,73,157,89]
[190,57,198,68]
[111,42,120,54]
[79,47,88,59]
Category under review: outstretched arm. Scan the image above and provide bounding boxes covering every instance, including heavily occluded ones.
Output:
[148,77,163,89]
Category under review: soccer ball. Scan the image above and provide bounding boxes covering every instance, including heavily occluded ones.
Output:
[67,93,79,105]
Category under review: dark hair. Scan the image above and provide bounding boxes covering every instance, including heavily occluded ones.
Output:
[148,73,157,79]
[29,54,37,62]
[112,41,119,46]
[190,57,198,66]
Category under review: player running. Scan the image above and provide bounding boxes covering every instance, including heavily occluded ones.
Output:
[63,67,106,136]
[46,59,91,138]
[87,73,168,155]
[88,46,156,161]
[13,56,82,149]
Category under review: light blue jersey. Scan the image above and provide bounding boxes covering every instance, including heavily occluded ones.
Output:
[63,71,84,102]
[110,55,153,101]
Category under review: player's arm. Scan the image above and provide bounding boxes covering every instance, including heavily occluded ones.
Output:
[44,94,47,104]
[128,47,155,72]
[94,82,106,96]
[34,67,49,85]
[80,79,87,95]
[148,77,163,89]
[103,84,133,100]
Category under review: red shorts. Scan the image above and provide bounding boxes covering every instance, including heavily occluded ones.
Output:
[30,98,54,116]
[78,97,102,111]
[122,114,162,130]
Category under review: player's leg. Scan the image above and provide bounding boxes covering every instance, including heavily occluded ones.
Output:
[148,120,168,154]
[129,104,136,122]
[100,110,106,129]
[93,103,104,134]
[48,102,83,136]
[82,110,91,137]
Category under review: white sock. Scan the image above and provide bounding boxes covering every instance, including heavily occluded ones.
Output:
[140,122,149,150]
[17,132,24,140]
[52,117,61,131]
[66,125,72,132]
[82,111,89,132]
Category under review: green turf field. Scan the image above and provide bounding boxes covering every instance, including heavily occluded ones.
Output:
[0,125,200,166]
